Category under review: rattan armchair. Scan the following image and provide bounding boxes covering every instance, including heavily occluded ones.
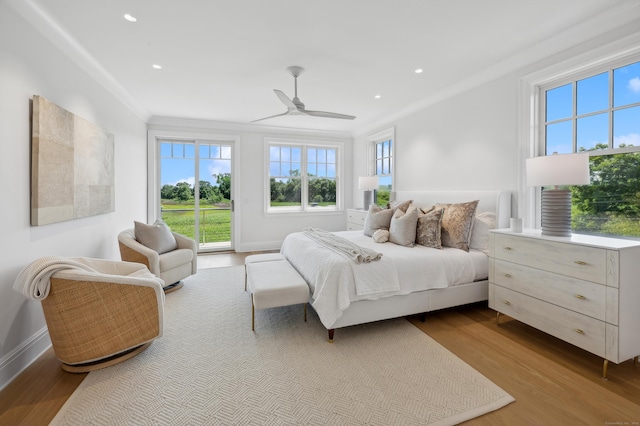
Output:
[40,258,165,372]
[118,228,197,293]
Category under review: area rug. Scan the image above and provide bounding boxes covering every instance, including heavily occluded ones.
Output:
[51,266,514,425]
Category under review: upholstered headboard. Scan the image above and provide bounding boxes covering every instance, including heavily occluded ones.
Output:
[393,190,512,229]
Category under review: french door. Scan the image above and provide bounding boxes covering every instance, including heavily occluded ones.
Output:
[158,139,234,252]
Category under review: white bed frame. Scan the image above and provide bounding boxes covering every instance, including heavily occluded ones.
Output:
[325,190,511,341]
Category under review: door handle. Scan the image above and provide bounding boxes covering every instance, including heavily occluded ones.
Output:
[231,200,235,212]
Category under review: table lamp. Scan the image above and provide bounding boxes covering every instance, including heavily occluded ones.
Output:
[526,153,590,237]
[358,176,378,209]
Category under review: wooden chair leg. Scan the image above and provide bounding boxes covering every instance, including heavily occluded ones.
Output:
[251,295,255,331]
[304,303,307,322]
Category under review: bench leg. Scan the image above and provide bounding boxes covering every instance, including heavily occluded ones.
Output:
[244,266,247,291]
[251,295,255,331]
[304,303,307,322]
[328,329,334,343]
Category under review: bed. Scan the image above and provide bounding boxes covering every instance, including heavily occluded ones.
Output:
[280,190,511,341]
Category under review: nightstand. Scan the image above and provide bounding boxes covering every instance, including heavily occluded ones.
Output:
[488,229,640,379]
[346,209,367,230]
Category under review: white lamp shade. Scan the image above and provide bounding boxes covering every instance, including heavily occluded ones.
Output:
[526,153,590,187]
[358,176,379,190]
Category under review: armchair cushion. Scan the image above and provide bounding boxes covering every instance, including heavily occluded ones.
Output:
[134,219,177,254]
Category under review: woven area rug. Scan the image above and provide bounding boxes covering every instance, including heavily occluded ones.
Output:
[51,266,514,425]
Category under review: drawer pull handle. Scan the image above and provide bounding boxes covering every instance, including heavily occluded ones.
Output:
[503,273,512,278]
[503,246,512,251]
[502,300,511,305]
[574,294,586,300]
[574,328,585,335]
[574,260,588,266]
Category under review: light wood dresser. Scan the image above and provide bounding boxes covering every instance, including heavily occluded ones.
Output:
[346,209,367,231]
[488,229,640,379]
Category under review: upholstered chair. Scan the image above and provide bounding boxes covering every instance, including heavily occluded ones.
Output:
[118,221,197,293]
[31,258,165,372]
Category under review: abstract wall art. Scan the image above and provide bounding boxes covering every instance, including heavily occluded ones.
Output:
[31,95,115,226]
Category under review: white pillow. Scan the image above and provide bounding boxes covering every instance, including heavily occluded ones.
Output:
[470,211,496,254]
[134,219,178,254]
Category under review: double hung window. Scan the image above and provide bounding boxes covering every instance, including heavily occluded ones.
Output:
[540,59,640,238]
[368,127,394,207]
[267,139,340,212]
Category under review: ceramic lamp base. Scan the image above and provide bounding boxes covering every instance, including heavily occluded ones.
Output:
[541,188,572,237]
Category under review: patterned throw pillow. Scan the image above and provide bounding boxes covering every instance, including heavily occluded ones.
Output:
[416,208,444,249]
[386,199,413,213]
[434,200,479,252]
[134,219,178,254]
[363,204,394,237]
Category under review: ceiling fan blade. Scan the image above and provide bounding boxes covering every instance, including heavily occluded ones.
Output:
[303,110,356,120]
[251,111,291,123]
[273,89,296,110]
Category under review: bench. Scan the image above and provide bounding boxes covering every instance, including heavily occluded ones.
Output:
[245,254,310,331]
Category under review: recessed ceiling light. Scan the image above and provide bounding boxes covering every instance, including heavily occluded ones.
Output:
[124,14,137,22]
[415,69,423,74]
[152,64,162,70]
[374,95,381,99]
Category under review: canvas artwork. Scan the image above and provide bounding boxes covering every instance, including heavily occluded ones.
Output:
[31,95,115,226]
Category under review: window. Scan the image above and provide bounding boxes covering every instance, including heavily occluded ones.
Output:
[540,59,640,238]
[368,127,394,207]
[267,139,340,212]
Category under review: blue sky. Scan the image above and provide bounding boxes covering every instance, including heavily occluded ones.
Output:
[160,142,231,187]
[546,61,640,154]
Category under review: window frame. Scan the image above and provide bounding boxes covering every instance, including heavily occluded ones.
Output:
[520,45,640,231]
[367,127,395,205]
[264,137,343,214]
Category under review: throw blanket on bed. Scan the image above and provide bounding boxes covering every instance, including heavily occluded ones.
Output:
[13,256,97,300]
[302,227,382,263]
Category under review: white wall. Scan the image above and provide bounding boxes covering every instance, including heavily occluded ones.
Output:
[352,74,520,211]
[147,118,354,252]
[0,4,148,389]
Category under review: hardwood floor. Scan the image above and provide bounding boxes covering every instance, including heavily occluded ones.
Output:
[1,252,639,425]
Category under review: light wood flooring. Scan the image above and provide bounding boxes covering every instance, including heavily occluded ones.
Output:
[1,251,639,425]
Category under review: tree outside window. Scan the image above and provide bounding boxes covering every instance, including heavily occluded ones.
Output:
[543,60,640,238]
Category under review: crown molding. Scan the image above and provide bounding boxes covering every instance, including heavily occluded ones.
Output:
[7,0,150,122]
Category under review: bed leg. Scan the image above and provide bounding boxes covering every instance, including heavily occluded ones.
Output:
[328,329,334,343]
[420,313,426,323]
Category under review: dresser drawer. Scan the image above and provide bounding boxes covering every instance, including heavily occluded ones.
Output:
[491,285,606,357]
[493,234,607,284]
[493,259,606,321]
[347,210,367,224]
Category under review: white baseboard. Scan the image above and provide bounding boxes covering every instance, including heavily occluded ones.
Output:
[235,240,282,253]
[0,327,51,392]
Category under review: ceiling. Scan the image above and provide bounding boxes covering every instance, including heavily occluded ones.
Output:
[15,0,640,134]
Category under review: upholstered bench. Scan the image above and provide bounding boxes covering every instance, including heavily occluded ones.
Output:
[244,253,286,291]
[245,256,310,331]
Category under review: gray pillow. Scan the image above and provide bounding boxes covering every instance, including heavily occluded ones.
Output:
[364,204,394,237]
[416,208,444,249]
[134,219,178,254]
[434,200,479,252]
[389,208,418,247]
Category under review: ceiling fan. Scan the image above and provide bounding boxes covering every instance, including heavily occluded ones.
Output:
[252,66,356,123]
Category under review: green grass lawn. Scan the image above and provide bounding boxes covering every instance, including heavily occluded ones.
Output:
[161,203,230,243]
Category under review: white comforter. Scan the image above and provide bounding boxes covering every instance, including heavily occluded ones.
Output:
[281,230,479,328]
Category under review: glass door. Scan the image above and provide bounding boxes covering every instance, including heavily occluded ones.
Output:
[159,139,233,252]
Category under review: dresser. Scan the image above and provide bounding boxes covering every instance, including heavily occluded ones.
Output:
[488,229,640,378]
[346,209,367,230]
